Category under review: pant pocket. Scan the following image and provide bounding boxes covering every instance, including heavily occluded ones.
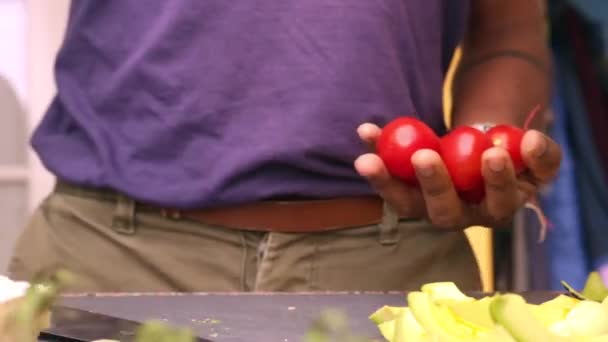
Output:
[310,218,481,291]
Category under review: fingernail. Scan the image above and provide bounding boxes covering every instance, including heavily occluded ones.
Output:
[488,157,505,172]
[534,134,548,158]
[416,165,435,177]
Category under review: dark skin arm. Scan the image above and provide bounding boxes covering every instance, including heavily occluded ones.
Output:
[451,0,551,129]
[354,0,562,229]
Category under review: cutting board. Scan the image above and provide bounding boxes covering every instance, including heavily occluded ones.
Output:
[40,291,560,342]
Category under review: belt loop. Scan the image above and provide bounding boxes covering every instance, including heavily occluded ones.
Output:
[378,201,400,245]
[112,194,136,235]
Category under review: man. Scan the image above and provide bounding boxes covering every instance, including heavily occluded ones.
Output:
[9,0,561,293]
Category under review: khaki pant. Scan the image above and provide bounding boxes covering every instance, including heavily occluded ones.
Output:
[8,182,481,293]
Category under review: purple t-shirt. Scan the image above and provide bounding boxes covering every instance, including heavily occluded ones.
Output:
[32,1,469,209]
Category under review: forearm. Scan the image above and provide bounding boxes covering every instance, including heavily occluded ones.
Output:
[450,3,552,131]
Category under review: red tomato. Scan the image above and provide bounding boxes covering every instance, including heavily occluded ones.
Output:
[376,117,441,184]
[486,125,526,174]
[440,126,493,203]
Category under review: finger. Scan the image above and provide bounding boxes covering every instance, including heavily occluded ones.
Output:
[481,147,525,222]
[411,149,466,229]
[521,130,562,183]
[517,180,537,201]
[357,123,382,151]
[514,170,540,201]
[354,153,425,217]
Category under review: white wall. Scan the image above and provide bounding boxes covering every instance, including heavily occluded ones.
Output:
[0,1,27,103]
[0,0,28,275]
[0,0,69,274]
[25,0,70,212]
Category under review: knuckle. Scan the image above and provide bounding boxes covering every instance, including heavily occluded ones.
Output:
[428,207,461,229]
[423,180,451,198]
[485,172,518,193]
[392,199,421,218]
[533,146,562,177]
[532,167,558,184]
[487,208,510,223]
[368,178,392,194]
[540,154,561,173]
[485,179,511,193]
[485,211,515,228]
[487,200,518,223]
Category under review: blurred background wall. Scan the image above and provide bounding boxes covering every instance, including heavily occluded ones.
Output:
[0,0,68,273]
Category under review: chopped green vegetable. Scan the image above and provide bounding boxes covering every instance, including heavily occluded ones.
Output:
[562,272,608,303]
[304,309,373,342]
[133,320,195,342]
[4,269,74,342]
[370,273,608,342]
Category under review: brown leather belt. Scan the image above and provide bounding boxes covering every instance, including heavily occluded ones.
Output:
[156,196,386,233]
[54,180,387,233]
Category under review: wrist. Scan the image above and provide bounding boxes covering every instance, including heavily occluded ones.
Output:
[450,109,518,130]
[450,104,551,131]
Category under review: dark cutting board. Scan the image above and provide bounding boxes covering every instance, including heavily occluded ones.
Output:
[41,291,561,342]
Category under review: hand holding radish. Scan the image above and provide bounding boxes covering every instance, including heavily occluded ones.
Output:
[354,109,562,231]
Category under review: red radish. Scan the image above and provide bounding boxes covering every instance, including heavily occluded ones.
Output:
[486,125,525,173]
[479,105,553,241]
[440,126,493,203]
[376,117,441,184]
[485,104,542,174]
